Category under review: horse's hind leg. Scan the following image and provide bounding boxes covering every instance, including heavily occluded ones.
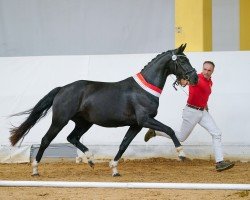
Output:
[138,116,186,160]
[32,121,67,176]
[110,125,142,177]
[67,121,94,167]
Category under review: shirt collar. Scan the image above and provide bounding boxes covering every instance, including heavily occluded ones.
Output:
[200,73,212,81]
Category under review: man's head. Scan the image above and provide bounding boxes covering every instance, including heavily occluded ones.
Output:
[179,61,215,86]
[202,61,215,79]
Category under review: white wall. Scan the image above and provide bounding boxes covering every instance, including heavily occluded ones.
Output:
[1,51,250,160]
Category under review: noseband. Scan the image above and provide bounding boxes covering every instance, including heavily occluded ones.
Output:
[171,52,196,90]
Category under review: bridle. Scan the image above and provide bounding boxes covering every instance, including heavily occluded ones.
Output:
[171,52,196,90]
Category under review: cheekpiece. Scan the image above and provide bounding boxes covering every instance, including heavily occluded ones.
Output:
[172,55,177,61]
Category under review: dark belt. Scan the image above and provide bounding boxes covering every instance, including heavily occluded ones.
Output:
[187,104,205,111]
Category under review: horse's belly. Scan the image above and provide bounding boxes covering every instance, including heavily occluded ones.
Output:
[81,108,137,127]
[92,114,137,127]
[95,121,135,128]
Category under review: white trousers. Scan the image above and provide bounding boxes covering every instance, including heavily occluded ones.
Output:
[156,106,223,162]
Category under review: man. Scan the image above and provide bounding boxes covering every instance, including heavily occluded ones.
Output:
[144,61,234,172]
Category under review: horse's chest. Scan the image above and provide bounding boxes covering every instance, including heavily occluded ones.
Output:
[139,98,159,112]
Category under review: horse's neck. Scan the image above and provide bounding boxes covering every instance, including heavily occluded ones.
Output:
[140,67,170,89]
[139,51,174,89]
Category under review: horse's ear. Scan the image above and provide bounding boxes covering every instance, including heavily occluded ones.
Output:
[177,43,187,53]
[176,44,184,54]
[182,43,187,52]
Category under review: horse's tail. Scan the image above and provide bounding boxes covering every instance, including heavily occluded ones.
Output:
[9,87,62,146]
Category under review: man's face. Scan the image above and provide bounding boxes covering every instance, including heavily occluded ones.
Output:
[202,63,214,79]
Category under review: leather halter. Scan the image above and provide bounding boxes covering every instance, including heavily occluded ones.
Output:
[171,52,196,90]
[133,52,196,97]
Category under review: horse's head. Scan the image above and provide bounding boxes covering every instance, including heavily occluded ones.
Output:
[140,44,198,90]
[169,44,198,89]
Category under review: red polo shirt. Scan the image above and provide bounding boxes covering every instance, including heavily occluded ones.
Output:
[187,73,213,108]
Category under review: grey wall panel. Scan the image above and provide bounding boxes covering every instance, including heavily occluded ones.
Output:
[212,0,239,51]
[0,0,174,56]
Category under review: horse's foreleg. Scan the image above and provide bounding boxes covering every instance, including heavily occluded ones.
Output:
[33,122,66,176]
[138,117,186,160]
[110,125,142,177]
[67,123,94,168]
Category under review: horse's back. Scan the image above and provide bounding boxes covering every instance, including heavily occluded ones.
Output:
[51,78,133,122]
[77,78,139,126]
[52,78,158,127]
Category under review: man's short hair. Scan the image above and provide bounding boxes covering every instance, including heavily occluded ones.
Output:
[203,61,215,68]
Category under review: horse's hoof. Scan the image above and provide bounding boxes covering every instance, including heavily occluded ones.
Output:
[88,160,95,169]
[112,173,121,177]
[178,156,186,161]
[31,173,40,177]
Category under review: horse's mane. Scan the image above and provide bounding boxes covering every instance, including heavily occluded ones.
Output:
[141,51,170,71]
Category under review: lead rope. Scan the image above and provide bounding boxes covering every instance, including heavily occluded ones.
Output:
[171,53,190,93]
[170,52,193,96]
[170,75,188,96]
[170,75,207,109]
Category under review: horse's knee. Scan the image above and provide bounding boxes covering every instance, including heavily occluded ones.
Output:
[67,135,77,145]
[40,137,51,148]
[67,135,72,143]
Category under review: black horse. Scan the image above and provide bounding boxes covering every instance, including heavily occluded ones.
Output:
[10,44,198,176]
